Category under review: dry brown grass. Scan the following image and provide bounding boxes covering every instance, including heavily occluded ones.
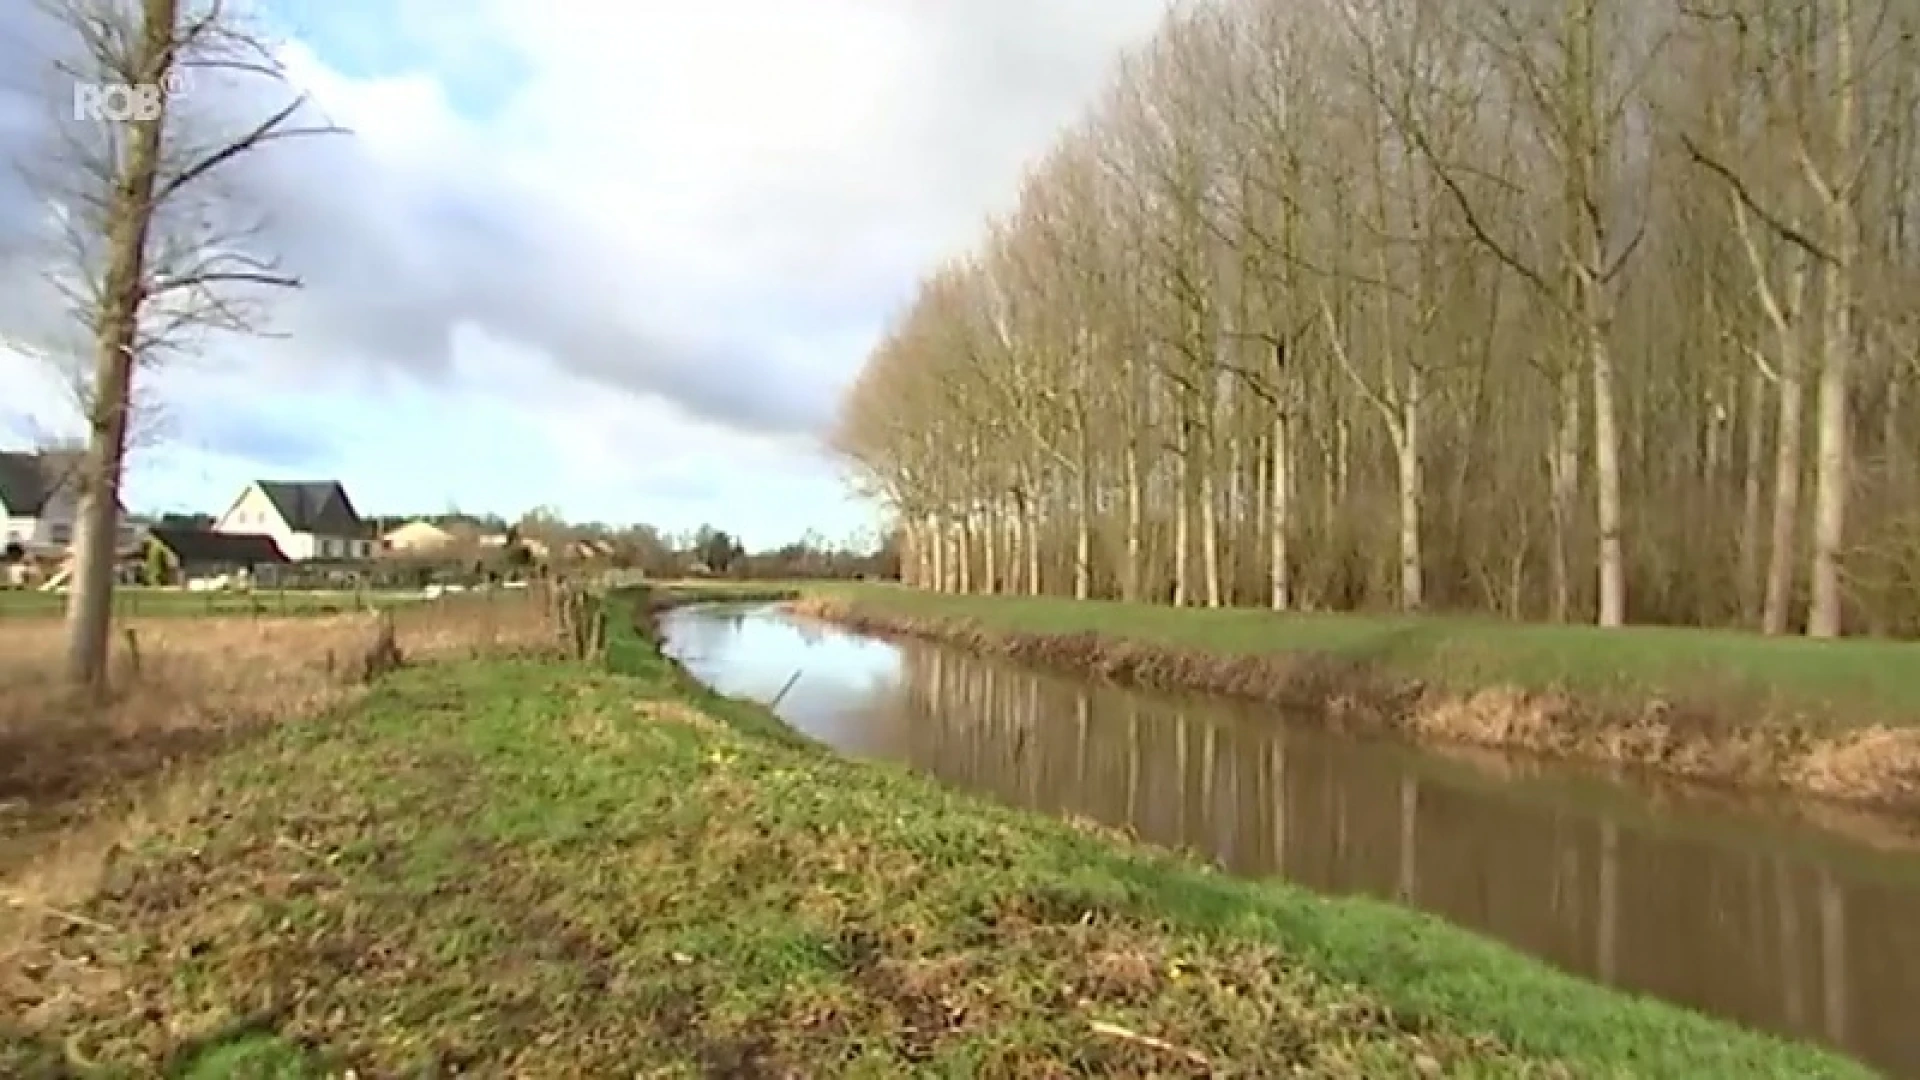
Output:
[1,590,557,831]
[0,588,562,998]
[789,597,1920,816]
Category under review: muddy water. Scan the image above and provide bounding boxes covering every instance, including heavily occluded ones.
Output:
[661,603,1920,1078]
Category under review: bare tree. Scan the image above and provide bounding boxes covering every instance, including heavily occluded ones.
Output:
[834,0,1920,640]
[28,0,341,690]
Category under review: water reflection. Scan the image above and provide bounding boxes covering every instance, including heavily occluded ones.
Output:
[661,605,1920,1077]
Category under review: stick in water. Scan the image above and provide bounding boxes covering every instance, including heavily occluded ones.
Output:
[769,669,803,708]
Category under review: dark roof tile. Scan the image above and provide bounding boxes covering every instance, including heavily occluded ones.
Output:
[0,450,82,516]
[256,481,366,535]
[149,526,289,566]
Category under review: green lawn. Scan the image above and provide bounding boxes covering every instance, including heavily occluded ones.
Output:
[804,584,1920,729]
[0,586,429,619]
[1,605,1873,1077]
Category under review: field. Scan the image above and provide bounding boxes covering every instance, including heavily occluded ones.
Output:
[0,591,1870,1077]
[790,584,1920,810]
[0,585,433,620]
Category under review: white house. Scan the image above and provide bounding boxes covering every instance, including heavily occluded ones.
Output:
[215,480,373,561]
[0,450,137,556]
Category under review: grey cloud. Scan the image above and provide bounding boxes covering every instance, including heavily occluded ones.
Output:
[0,2,836,438]
[1,0,1168,443]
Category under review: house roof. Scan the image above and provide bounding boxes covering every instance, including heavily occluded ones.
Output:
[0,450,83,516]
[149,526,289,566]
[256,481,365,536]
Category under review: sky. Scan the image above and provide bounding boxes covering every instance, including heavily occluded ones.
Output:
[0,0,1171,551]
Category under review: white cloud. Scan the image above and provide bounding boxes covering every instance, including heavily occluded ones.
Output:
[0,0,1172,546]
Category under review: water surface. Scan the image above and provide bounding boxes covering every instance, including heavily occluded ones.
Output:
[661,603,1920,1078]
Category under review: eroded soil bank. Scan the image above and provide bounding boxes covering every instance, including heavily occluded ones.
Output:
[786,596,1920,815]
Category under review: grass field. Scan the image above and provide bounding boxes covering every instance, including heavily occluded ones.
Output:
[0,597,1872,1077]
[800,584,1920,728]
[0,585,432,620]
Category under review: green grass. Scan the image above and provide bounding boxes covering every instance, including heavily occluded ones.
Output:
[805,584,1920,728]
[5,620,1873,1076]
[0,586,429,620]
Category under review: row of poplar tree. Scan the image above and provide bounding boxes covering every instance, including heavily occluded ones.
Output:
[835,0,1920,636]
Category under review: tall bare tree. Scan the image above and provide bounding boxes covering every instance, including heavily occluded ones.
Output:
[31,0,340,690]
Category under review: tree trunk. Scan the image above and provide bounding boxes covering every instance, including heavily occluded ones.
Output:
[1123,427,1143,602]
[1592,333,1626,627]
[1807,0,1856,640]
[1270,408,1292,611]
[1226,419,1244,604]
[1550,362,1582,622]
[1024,498,1042,597]
[982,502,1000,594]
[1075,421,1094,600]
[1764,345,1806,636]
[1738,370,1768,624]
[930,513,947,592]
[65,0,179,691]
[1807,305,1851,639]
[952,511,967,588]
[1200,428,1224,609]
[1396,368,1425,611]
[1174,409,1193,607]
[1007,499,1020,593]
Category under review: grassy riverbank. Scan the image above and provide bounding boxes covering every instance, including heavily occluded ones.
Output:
[0,595,1873,1077]
[790,585,1920,811]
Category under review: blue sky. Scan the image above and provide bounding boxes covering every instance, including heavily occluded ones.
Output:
[0,0,1172,551]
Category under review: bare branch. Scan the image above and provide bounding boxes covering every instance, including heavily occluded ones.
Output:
[1680,132,1839,264]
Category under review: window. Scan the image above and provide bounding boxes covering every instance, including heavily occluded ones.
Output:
[319,537,334,558]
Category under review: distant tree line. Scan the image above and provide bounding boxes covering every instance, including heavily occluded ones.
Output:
[141,504,895,582]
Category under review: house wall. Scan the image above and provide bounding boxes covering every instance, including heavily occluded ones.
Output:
[216,484,308,557]
[2,489,133,552]
[33,484,79,547]
[217,484,292,538]
[306,533,372,560]
[2,497,75,549]
[3,504,35,548]
[215,484,372,562]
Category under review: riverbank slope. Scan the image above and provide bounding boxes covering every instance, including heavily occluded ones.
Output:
[0,599,1870,1077]
[788,586,1920,813]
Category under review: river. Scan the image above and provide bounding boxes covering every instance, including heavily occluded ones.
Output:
[660,602,1920,1078]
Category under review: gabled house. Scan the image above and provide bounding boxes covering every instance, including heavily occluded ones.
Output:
[215,480,372,561]
[0,449,136,556]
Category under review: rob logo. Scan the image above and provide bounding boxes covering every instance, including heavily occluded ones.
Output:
[72,76,185,123]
